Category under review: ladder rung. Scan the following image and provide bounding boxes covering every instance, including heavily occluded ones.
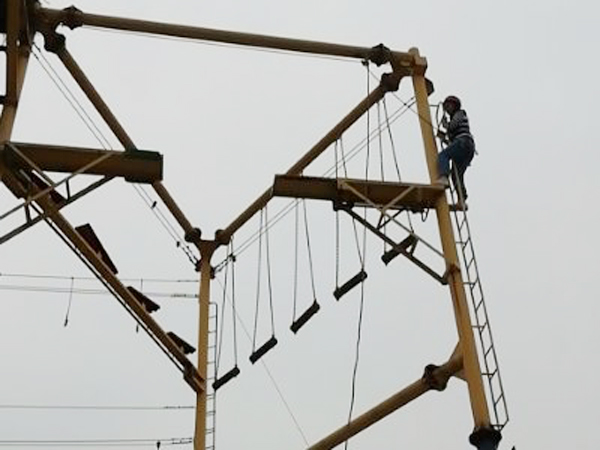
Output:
[481,369,498,377]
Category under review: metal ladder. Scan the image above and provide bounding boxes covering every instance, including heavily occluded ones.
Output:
[205,302,219,450]
[448,179,509,431]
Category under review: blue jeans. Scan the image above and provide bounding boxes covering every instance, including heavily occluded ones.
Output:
[438,136,475,200]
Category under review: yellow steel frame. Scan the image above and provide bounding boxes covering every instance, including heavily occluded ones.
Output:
[0,3,503,450]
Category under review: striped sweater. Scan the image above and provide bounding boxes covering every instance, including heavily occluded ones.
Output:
[446,109,473,142]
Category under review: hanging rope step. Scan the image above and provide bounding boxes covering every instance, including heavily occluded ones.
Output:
[333,270,367,301]
[381,234,418,265]
[249,335,278,364]
[249,207,278,365]
[212,365,241,391]
[290,300,320,334]
[289,200,320,335]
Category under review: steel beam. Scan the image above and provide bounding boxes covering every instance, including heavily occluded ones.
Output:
[48,40,136,151]
[217,81,395,244]
[307,356,462,450]
[2,142,163,182]
[272,175,444,210]
[26,184,205,394]
[410,48,493,435]
[36,6,414,66]
[5,0,20,105]
[43,33,201,248]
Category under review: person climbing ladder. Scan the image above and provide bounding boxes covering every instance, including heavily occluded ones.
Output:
[436,95,476,207]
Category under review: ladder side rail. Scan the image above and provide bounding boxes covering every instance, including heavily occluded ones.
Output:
[448,182,509,430]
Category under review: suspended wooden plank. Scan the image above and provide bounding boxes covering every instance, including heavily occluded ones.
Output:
[273,175,444,211]
[75,224,118,274]
[212,366,241,391]
[127,286,160,313]
[167,331,196,355]
[290,300,320,334]
[249,336,278,364]
[334,270,367,300]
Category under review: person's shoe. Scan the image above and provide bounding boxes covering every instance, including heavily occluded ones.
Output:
[436,176,450,188]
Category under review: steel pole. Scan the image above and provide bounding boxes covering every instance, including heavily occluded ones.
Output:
[409,48,491,429]
[308,357,462,450]
[218,83,390,243]
[194,242,216,450]
[37,6,413,65]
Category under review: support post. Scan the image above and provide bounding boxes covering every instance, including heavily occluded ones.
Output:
[5,0,20,106]
[410,47,499,448]
[194,241,216,450]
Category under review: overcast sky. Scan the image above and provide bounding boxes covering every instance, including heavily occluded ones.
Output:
[0,0,598,449]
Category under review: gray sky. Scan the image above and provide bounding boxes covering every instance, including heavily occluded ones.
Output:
[1,0,598,449]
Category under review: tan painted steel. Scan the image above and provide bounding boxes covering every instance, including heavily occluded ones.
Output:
[308,356,463,450]
[6,175,205,393]
[217,83,392,244]
[194,242,216,450]
[2,142,163,182]
[0,4,503,448]
[272,175,444,210]
[410,48,491,428]
[5,0,20,105]
[37,6,412,65]
[51,43,136,151]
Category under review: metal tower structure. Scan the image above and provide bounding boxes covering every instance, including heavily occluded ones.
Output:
[0,2,507,449]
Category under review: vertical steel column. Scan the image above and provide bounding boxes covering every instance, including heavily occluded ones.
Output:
[409,48,492,432]
[194,242,216,450]
[5,0,20,106]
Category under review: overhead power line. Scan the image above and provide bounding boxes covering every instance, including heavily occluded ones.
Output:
[0,437,192,447]
[0,404,194,411]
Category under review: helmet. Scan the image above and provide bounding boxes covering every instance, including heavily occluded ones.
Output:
[443,95,461,109]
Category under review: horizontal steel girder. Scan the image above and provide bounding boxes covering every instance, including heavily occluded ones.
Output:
[272,175,445,211]
[2,142,163,183]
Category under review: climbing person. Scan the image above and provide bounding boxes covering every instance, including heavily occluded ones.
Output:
[436,95,476,207]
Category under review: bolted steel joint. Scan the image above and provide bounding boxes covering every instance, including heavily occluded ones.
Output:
[380,72,402,93]
[368,43,392,66]
[469,426,502,450]
[62,6,84,30]
[184,227,202,244]
[422,363,449,391]
[43,31,66,54]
